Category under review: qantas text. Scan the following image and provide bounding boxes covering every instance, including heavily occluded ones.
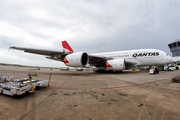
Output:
[132,52,159,57]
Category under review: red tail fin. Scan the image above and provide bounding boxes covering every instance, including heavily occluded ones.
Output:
[62,41,74,52]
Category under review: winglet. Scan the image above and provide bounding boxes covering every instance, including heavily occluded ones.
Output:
[62,41,74,52]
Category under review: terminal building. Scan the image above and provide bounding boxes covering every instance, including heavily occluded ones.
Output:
[168,40,180,57]
[168,40,180,66]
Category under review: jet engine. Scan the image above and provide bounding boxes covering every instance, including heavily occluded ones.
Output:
[106,59,125,70]
[64,52,88,67]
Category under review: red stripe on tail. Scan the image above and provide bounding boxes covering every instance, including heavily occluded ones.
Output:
[62,41,74,52]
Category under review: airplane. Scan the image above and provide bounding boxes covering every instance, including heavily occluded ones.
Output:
[10,41,172,72]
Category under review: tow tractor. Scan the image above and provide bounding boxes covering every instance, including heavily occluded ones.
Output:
[149,68,159,75]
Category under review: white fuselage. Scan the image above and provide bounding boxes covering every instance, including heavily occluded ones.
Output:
[10,41,172,71]
[91,49,172,67]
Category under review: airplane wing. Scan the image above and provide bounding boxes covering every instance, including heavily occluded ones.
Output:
[88,55,137,69]
[9,46,67,62]
[88,55,111,68]
[10,41,138,69]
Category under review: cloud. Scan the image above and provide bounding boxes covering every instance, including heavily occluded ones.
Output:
[0,0,180,67]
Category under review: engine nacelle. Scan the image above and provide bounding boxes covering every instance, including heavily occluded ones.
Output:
[106,59,125,70]
[64,52,88,67]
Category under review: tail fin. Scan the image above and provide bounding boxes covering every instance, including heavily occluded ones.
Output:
[62,41,74,52]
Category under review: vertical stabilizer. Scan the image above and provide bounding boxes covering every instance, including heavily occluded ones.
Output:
[62,41,74,52]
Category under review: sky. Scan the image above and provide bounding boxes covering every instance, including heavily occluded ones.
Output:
[0,0,180,67]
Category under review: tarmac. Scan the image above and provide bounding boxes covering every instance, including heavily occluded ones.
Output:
[0,65,180,120]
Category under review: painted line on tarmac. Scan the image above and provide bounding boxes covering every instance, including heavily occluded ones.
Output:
[48,78,172,91]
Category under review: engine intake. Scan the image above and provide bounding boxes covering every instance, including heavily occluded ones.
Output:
[64,52,88,67]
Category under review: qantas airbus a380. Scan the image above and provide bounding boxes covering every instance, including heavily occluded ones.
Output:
[10,41,172,72]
